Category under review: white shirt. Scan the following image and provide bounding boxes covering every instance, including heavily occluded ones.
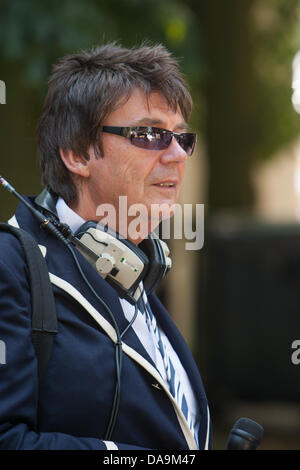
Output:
[56,197,200,442]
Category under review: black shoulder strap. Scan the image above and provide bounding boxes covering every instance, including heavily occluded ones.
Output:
[0,222,58,385]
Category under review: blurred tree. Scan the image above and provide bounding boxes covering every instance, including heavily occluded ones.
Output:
[0,0,202,219]
[0,0,202,91]
[252,0,300,162]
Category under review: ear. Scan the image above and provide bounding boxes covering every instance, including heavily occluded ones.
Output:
[59,148,90,178]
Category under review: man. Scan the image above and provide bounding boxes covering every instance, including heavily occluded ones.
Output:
[0,43,210,450]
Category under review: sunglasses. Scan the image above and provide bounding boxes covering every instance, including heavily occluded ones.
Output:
[101,126,196,156]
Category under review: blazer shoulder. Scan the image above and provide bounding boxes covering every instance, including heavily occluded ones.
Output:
[0,229,28,270]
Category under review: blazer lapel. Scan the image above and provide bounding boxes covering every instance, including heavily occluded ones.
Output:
[49,238,160,372]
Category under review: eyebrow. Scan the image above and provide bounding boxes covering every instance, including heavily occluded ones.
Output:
[130,117,189,131]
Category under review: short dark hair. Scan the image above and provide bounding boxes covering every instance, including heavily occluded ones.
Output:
[37,42,193,205]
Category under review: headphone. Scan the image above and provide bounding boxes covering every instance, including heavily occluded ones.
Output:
[35,188,172,304]
[74,221,171,304]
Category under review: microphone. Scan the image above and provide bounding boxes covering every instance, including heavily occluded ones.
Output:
[226,417,264,450]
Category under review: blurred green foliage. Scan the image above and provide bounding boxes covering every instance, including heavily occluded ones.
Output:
[252,0,300,162]
[0,0,202,96]
[0,0,202,219]
[0,0,300,216]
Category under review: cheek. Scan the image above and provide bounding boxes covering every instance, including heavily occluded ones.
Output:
[119,158,154,194]
[101,138,157,199]
[178,161,186,179]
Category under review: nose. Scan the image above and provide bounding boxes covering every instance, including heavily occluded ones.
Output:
[159,136,188,165]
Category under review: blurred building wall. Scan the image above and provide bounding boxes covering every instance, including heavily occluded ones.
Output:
[253,135,300,223]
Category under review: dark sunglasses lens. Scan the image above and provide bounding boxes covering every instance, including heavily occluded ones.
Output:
[131,130,171,150]
[130,129,196,155]
[177,133,196,156]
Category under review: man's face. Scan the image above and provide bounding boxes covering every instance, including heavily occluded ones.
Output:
[84,88,189,239]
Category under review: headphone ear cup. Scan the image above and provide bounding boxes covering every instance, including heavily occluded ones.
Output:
[74,221,150,303]
[139,234,171,295]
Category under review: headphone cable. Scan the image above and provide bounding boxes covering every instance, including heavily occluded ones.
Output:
[67,242,139,440]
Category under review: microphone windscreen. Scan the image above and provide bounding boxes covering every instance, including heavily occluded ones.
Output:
[233,417,264,440]
[227,417,264,450]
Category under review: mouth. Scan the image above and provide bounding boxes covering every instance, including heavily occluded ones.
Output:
[152,180,178,189]
[155,183,175,188]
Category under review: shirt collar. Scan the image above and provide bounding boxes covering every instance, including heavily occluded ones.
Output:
[56,197,86,234]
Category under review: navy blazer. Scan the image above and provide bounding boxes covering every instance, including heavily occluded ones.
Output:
[0,199,211,450]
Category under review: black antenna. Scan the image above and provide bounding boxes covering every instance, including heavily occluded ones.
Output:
[0,175,70,245]
[0,175,99,262]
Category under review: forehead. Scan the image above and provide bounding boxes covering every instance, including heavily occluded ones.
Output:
[104,87,187,129]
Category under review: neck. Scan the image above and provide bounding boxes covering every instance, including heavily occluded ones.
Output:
[70,202,157,246]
